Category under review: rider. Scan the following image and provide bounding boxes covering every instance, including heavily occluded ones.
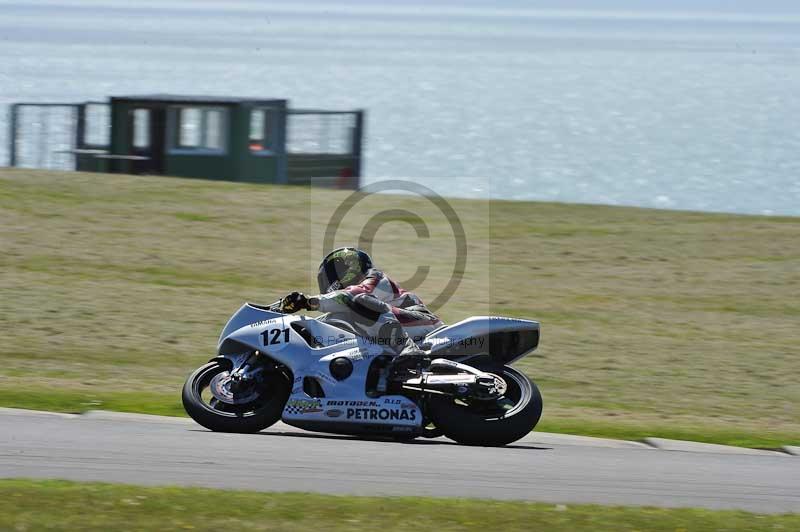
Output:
[280,247,443,369]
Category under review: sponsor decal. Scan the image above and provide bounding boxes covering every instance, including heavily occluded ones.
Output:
[287,398,321,408]
[325,409,343,418]
[315,371,338,385]
[291,377,304,394]
[345,408,417,422]
[286,398,323,414]
[326,400,380,407]
[249,318,280,328]
[385,399,418,410]
[342,349,365,361]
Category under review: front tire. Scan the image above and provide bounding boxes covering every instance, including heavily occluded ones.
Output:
[182,361,290,433]
[428,365,542,446]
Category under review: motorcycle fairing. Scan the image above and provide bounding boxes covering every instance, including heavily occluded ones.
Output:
[216,308,417,430]
[218,303,282,347]
[218,304,358,362]
[424,316,540,364]
[280,337,422,430]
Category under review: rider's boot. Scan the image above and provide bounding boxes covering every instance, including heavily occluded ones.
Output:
[385,331,429,380]
[388,348,427,379]
[348,293,429,380]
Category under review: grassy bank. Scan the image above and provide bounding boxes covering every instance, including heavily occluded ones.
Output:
[1,168,798,447]
[1,480,797,531]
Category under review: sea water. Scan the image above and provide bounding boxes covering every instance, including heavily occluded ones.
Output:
[0,0,798,215]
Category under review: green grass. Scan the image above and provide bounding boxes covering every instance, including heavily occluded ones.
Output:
[173,211,217,222]
[1,168,799,448]
[0,388,185,417]
[1,480,797,531]
[535,417,796,450]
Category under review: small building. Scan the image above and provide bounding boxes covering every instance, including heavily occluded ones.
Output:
[8,94,365,189]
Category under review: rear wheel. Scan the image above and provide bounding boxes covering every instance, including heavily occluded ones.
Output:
[182,361,290,433]
[428,365,542,446]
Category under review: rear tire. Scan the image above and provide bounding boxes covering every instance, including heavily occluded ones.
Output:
[428,365,542,446]
[182,361,290,433]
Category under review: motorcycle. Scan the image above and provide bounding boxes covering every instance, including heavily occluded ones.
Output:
[182,301,543,446]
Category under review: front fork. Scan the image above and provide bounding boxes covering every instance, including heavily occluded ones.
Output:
[212,350,280,389]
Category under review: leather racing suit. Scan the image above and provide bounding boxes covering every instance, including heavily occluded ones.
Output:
[315,268,443,351]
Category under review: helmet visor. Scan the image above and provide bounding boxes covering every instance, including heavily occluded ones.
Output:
[317,253,362,293]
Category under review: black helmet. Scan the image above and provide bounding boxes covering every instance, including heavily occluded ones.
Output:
[317,247,373,293]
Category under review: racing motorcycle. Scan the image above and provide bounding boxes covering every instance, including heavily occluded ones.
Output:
[182,301,543,446]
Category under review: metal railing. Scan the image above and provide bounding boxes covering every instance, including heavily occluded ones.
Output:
[286,109,364,188]
[8,102,109,169]
[287,109,363,156]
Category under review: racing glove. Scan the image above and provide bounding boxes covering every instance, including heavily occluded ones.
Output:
[281,292,320,313]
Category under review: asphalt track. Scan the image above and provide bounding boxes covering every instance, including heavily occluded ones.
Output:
[1,409,798,514]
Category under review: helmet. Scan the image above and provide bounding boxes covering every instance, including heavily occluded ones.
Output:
[317,247,373,293]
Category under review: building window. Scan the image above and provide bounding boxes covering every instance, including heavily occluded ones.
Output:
[132,109,150,149]
[178,108,201,147]
[287,112,355,155]
[83,103,110,147]
[169,106,228,154]
[205,109,223,150]
[249,108,278,153]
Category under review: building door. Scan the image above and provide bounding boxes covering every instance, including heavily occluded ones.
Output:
[128,107,166,175]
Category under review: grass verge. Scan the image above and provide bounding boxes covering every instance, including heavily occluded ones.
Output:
[0,389,185,418]
[1,480,798,531]
[2,393,797,449]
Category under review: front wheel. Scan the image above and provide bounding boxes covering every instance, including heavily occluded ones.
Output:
[427,365,542,446]
[182,361,290,433]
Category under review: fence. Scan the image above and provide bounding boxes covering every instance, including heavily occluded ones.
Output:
[8,102,109,170]
[286,109,364,187]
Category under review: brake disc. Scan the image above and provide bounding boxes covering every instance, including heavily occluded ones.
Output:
[210,372,260,405]
[488,373,508,396]
[472,373,508,400]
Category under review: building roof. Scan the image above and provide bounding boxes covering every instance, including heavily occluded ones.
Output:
[110,94,287,105]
